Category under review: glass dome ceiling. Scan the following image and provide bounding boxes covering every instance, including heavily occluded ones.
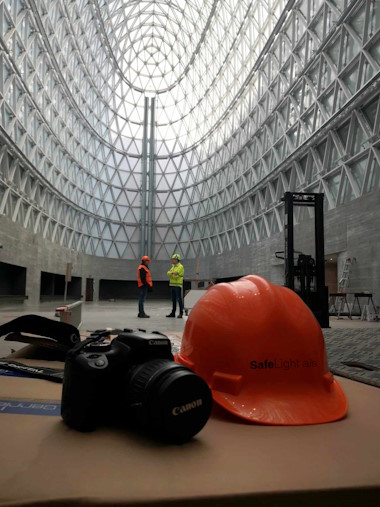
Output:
[0,0,288,260]
[100,0,212,94]
[4,0,376,262]
[94,0,286,152]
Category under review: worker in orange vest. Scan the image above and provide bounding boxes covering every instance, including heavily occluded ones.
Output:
[137,255,153,318]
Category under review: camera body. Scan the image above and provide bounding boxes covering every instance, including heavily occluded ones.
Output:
[61,329,212,442]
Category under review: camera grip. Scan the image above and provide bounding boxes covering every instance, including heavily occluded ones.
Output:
[61,357,102,431]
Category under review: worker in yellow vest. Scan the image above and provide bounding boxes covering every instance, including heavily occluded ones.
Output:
[137,255,153,318]
[166,254,184,318]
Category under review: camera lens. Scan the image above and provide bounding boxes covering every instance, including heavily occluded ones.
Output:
[125,359,212,443]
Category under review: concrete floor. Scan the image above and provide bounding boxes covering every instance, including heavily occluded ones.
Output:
[0,300,186,357]
[0,299,379,358]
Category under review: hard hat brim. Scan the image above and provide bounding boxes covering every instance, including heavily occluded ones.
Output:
[211,377,348,425]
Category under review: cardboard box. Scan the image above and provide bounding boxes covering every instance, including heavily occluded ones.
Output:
[0,345,380,506]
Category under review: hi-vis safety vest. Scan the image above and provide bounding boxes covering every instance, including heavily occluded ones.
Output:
[167,262,184,287]
[137,265,153,287]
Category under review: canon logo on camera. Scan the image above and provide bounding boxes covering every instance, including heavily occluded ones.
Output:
[148,339,168,346]
[172,398,203,416]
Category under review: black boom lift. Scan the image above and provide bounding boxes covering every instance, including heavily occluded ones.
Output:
[279,192,329,328]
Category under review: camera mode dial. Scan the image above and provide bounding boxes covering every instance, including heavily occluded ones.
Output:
[86,341,112,353]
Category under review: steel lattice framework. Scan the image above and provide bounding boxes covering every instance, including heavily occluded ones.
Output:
[0,0,379,260]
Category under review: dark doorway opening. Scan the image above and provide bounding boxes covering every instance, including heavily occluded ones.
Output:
[0,261,27,301]
[40,271,81,301]
[86,278,94,301]
[325,255,338,295]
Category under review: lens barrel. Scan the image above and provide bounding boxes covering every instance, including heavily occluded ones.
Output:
[126,359,212,442]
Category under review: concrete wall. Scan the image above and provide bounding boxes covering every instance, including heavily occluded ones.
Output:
[201,189,380,305]
[0,188,379,307]
[0,215,175,305]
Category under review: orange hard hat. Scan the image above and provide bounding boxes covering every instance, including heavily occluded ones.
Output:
[141,255,151,263]
[176,275,348,425]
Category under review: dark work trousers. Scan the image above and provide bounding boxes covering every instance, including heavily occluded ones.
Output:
[170,286,183,315]
[138,286,148,314]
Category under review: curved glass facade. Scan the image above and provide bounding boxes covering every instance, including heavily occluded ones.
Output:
[0,0,379,260]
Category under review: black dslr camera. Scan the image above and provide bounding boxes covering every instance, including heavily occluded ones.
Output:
[61,329,212,443]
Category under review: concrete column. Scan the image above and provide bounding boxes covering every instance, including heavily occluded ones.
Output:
[147,96,155,259]
[25,264,41,306]
[140,97,149,258]
[93,278,100,303]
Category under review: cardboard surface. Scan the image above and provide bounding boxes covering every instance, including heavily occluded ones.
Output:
[0,351,380,506]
